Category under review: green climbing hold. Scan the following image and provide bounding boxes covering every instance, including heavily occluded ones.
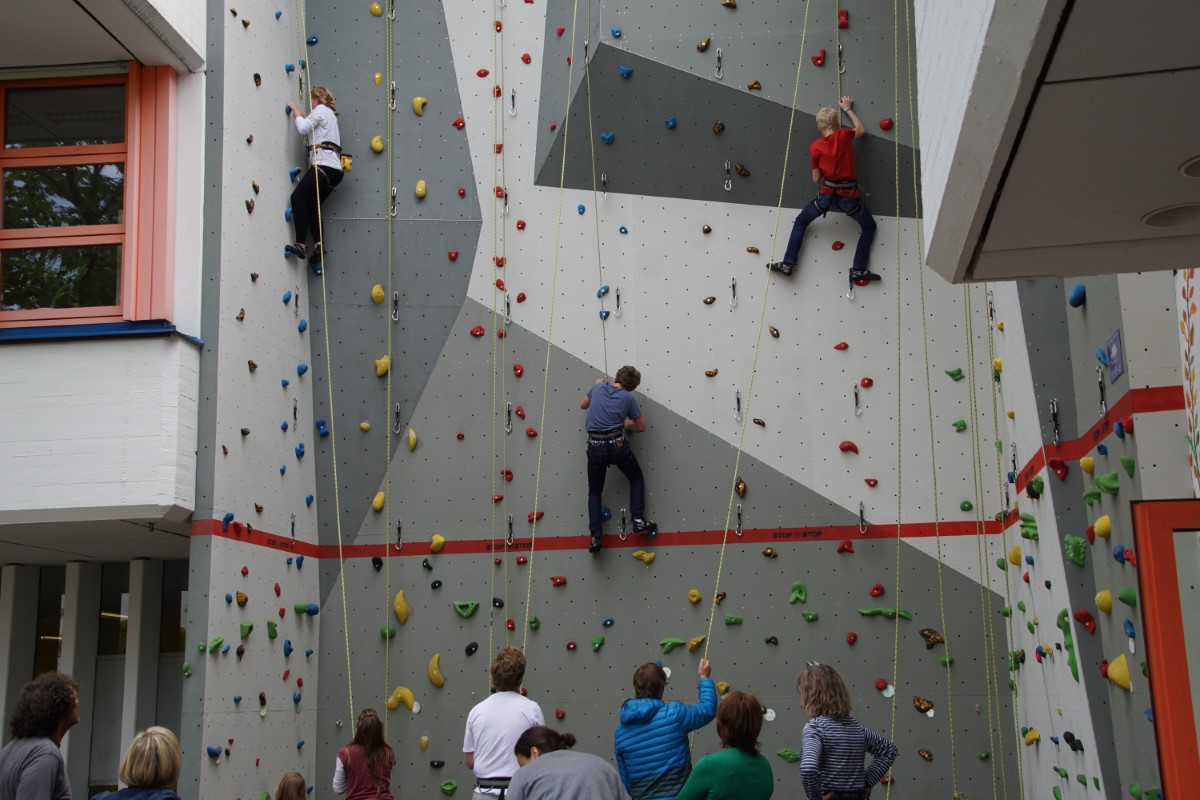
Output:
[381,624,395,639]
[1129,784,1142,799]
[1000,606,1011,617]
[1064,535,1087,567]
[801,611,818,622]
[258,793,271,800]
[777,748,800,763]
[996,557,1007,571]
[1140,660,1148,677]
[198,641,207,653]
[1077,775,1088,786]
[724,615,743,625]
[1117,587,1137,608]
[1019,513,1039,541]
[528,616,540,630]
[208,636,224,653]
[1009,650,1024,671]
[1053,788,1062,800]
[939,656,953,667]
[857,607,913,620]
[592,636,605,652]
[293,602,310,614]
[453,601,479,618]
[267,621,278,639]
[1096,471,1121,495]
[1120,455,1135,478]
[182,662,192,677]
[788,582,806,604]
[952,419,967,432]
[440,780,457,796]
[1026,621,1036,635]
[1056,609,1079,682]
[1030,476,1045,495]
[239,622,253,639]
[960,500,973,512]
[945,368,965,381]
[1082,487,1102,506]
[1008,678,1016,691]
[976,750,989,760]
[661,637,687,654]
[1017,600,1026,613]
[1054,767,1068,778]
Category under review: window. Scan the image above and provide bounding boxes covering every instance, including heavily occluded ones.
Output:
[0,64,176,327]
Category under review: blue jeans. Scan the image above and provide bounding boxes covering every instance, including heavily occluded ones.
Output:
[782,193,877,270]
[586,435,644,536]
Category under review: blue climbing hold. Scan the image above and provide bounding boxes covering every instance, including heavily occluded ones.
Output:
[206,745,222,759]
[603,617,614,627]
[298,319,308,333]
[287,557,294,566]
[222,512,235,530]
[285,63,295,74]
[316,419,329,437]
[306,35,318,45]
[295,442,305,459]
[281,421,289,432]
[296,739,304,750]
[310,261,322,277]
[619,226,628,234]
[1113,544,1126,564]
[305,648,314,657]
[577,204,586,215]
[618,65,632,79]
[1145,707,1154,723]
[1097,444,1108,456]
[283,290,292,305]
[305,603,319,615]
[282,379,290,388]
[1050,735,1060,745]
[293,692,302,705]
[284,105,292,117]
[1007,470,1016,484]
[297,363,309,376]
[599,131,615,144]
[280,464,287,475]
[225,592,233,604]
[597,285,610,298]
[284,639,294,657]
[296,555,305,569]
[1095,347,1110,367]
[611,28,622,38]
[1068,285,1086,308]
[305,494,314,507]
[1114,420,1125,439]
[298,58,307,69]
[233,694,242,703]
[602,506,612,521]
[600,310,611,320]
[289,167,302,182]
[664,117,677,129]
[1123,619,1136,639]
[221,644,230,654]
[1024,555,1034,566]
[275,9,282,19]
[284,207,293,222]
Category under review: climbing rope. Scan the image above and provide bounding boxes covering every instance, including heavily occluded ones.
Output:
[698,0,812,665]
[581,2,611,380]
[295,0,354,724]
[835,0,843,100]
[522,0,585,650]
[382,0,396,738]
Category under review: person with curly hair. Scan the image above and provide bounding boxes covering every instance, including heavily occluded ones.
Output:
[333,709,395,799]
[463,647,544,800]
[93,727,183,800]
[0,672,80,800]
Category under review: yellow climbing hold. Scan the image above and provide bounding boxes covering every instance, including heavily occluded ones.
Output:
[371,284,386,304]
[1006,409,1015,420]
[632,550,655,564]
[415,179,427,199]
[1106,653,1131,691]
[413,96,428,116]
[427,652,445,687]
[371,135,384,153]
[375,355,391,377]
[1080,456,1095,475]
[420,735,430,751]
[1095,589,1113,614]
[715,681,730,695]
[687,635,705,653]
[1093,515,1111,539]
[1023,728,1040,746]
[374,72,383,86]
[993,358,1003,373]
[372,491,386,512]
[360,421,372,432]
[687,589,701,604]
[407,427,418,451]
[386,686,417,712]
[369,1,383,15]
[1008,545,1022,566]
[430,534,446,553]
[393,590,410,624]
[997,321,1005,331]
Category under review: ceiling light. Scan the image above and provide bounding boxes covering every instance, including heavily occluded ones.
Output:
[1181,156,1200,179]
[1141,204,1200,229]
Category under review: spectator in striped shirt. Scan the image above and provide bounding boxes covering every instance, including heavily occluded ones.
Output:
[797,664,897,800]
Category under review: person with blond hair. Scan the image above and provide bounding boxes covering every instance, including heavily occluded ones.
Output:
[93,726,183,800]
[675,691,773,800]
[274,771,307,800]
[796,664,896,800]
[0,672,80,800]
[463,647,545,800]
[333,709,395,799]
[285,86,344,266]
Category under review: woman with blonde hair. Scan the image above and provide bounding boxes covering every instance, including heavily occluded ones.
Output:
[285,86,344,266]
[274,770,307,800]
[93,726,182,799]
[333,708,395,799]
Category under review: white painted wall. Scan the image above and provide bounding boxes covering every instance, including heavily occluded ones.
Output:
[144,0,206,60]
[0,336,198,523]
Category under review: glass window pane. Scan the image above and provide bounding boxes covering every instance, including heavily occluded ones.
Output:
[35,566,66,676]
[97,563,130,656]
[159,560,189,653]
[5,85,126,148]
[1,243,121,310]
[3,163,124,228]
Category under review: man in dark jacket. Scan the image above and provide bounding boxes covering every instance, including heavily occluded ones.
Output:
[614,659,717,800]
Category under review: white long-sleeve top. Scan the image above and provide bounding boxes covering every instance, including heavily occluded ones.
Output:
[293,103,342,171]
[332,756,346,794]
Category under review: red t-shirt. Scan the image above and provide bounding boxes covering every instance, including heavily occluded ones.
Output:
[810,127,859,197]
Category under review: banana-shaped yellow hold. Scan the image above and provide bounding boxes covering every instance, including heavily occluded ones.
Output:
[393,590,410,624]
[371,135,384,153]
[386,686,417,712]
[407,427,418,451]
[413,96,428,116]
[428,652,445,687]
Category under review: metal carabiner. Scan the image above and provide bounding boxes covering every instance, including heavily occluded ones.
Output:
[987,290,995,324]
[505,401,513,434]
[837,43,846,74]
[391,291,400,322]
[394,518,403,552]
[735,390,742,422]
[294,286,300,316]
[509,88,517,117]
[1010,442,1018,474]
[614,287,622,318]
[504,293,512,325]
[730,276,737,308]
[1096,365,1107,417]
[854,382,862,416]
[714,48,723,80]
[859,502,867,534]
[618,509,628,541]
[724,160,732,192]
[1050,398,1060,445]
[393,402,402,434]
[600,171,608,201]
[390,186,398,218]
[503,190,510,216]
[584,37,589,60]
[389,81,397,111]
[291,512,296,537]
[506,514,514,546]
[387,0,395,20]
[293,398,298,426]
[735,504,743,537]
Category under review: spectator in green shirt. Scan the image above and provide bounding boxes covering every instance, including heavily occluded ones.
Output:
[676,691,773,800]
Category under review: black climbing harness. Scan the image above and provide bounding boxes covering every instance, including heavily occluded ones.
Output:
[476,777,511,799]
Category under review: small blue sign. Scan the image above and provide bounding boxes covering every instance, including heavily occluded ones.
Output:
[1106,329,1124,384]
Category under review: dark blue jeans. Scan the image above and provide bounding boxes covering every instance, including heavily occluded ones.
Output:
[782,193,877,270]
[586,436,644,536]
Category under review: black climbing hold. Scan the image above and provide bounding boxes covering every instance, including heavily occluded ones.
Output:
[465,642,478,656]
[712,120,725,135]
[765,635,779,645]
[492,597,504,609]
[422,558,433,571]
[430,760,445,768]
[431,580,442,590]
[372,556,383,571]
[253,73,261,87]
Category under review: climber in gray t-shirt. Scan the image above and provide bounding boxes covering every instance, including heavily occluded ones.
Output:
[0,672,80,800]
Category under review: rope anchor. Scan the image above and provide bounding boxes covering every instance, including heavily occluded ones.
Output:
[291,512,296,537]
[1050,398,1060,444]
[393,403,402,434]
[729,276,737,307]
[504,293,512,325]
[714,48,724,80]
[505,401,513,434]
[858,501,867,534]
[394,518,402,551]
[723,160,732,192]
[600,171,608,200]
[391,291,400,322]
[837,42,845,74]
[614,287,622,317]
[734,390,742,422]
[387,0,395,20]
[1096,365,1106,417]
[503,190,510,216]
[618,509,628,541]
[854,382,862,416]
[735,503,743,536]
[509,88,517,117]
[389,81,396,111]
[389,187,398,218]
[506,515,514,546]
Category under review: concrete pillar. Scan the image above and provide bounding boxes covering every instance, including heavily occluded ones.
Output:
[59,562,101,796]
[0,565,39,746]
[120,559,162,758]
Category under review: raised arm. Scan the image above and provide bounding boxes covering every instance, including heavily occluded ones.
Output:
[840,96,866,139]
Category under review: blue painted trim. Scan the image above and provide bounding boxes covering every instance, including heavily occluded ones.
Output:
[0,320,188,343]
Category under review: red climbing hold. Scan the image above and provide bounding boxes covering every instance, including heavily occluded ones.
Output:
[495,279,506,291]
[853,276,872,287]
[1034,648,1043,664]
[1048,458,1068,480]
[555,708,565,719]
[494,143,503,153]
[1073,609,1097,634]
[878,118,894,131]
[1022,571,1030,584]
[515,406,526,419]
[494,256,506,267]
[457,187,467,198]
[494,557,502,566]
[231,521,245,536]
[1124,548,1137,567]
[860,377,874,387]
[550,575,566,586]
[566,641,577,650]
[846,632,858,646]
[517,292,527,303]
[502,469,513,482]
[278,607,286,617]
[516,219,527,231]
[241,566,249,577]
[470,325,485,337]
[1085,525,1095,544]
[834,341,849,350]
[869,582,885,598]
[837,540,855,554]
[839,441,859,454]
[493,85,502,98]
[525,427,538,437]
[282,669,290,680]
[493,494,504,503]
[529,511,545,523]
[274,582,281,597]
[1123,415,1134,433]
[566,56,572,65]
[550,123,557,131]
[516,555,528,565]
[507,618,516,631]
[514,364,524,377]
[880,777,895,786]
[494,20,502,31]
[457,432,465,440]
[452,116,466,130]
[297,677,303,687]
[496,329,506,338]
[448,250,459,261]
[874,678,888,691]
[556,25,565,35]
[495,186,506,198]
[476,69,490,78]
[831,241,845,251]
[812,48,826,67]
[521,53,532,64]
[864,478,878,487]
[838,9,849,28]
[1099,659,1109,678]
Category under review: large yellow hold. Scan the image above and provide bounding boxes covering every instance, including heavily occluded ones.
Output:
[375,355,391,377]
[386,686,418,712]
[393,590,410,624]
[1023,728,1040,746]
[371,284,385,304]
[687,589,701,604]
[1095,589,1113,614]
[430,534,446,553]
[413,96,428,116]
[407,427,418,451]
[687,635,705,653]
[1093,515,1111,538]
[371,135,384,153]
[428,652,445,687]
[1008,545,1022,566]
[1106,653,1131,691]
[372,491,385,512]
[415,179,427,199]
[1079,456,1095,475]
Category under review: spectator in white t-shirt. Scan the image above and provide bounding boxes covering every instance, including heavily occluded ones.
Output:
[463,647,545,800]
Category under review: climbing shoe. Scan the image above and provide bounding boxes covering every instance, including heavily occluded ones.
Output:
[632,518,658,537]
[309,242,323,265]
[767,262,796,276]
[284,243,308,259]
[588,535,603,554]
[849,268,881,282]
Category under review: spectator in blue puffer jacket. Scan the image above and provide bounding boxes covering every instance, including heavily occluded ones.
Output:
[614,658,717,800]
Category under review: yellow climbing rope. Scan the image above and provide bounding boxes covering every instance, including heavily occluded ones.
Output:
[382,0,396,738]
[582,2,611,380]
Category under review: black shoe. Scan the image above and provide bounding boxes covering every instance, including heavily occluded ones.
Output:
[284,243,307,259]
[588,535,603,554]
[767,262,796,276]
[632,518,657,536]
[309,242,323,264]
[850,268,881,282]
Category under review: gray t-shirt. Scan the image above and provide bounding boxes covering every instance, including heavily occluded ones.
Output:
[506,750,631,800]
[0,737,71,800]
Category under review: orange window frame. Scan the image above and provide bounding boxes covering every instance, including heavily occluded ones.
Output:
[0,62,176,327]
